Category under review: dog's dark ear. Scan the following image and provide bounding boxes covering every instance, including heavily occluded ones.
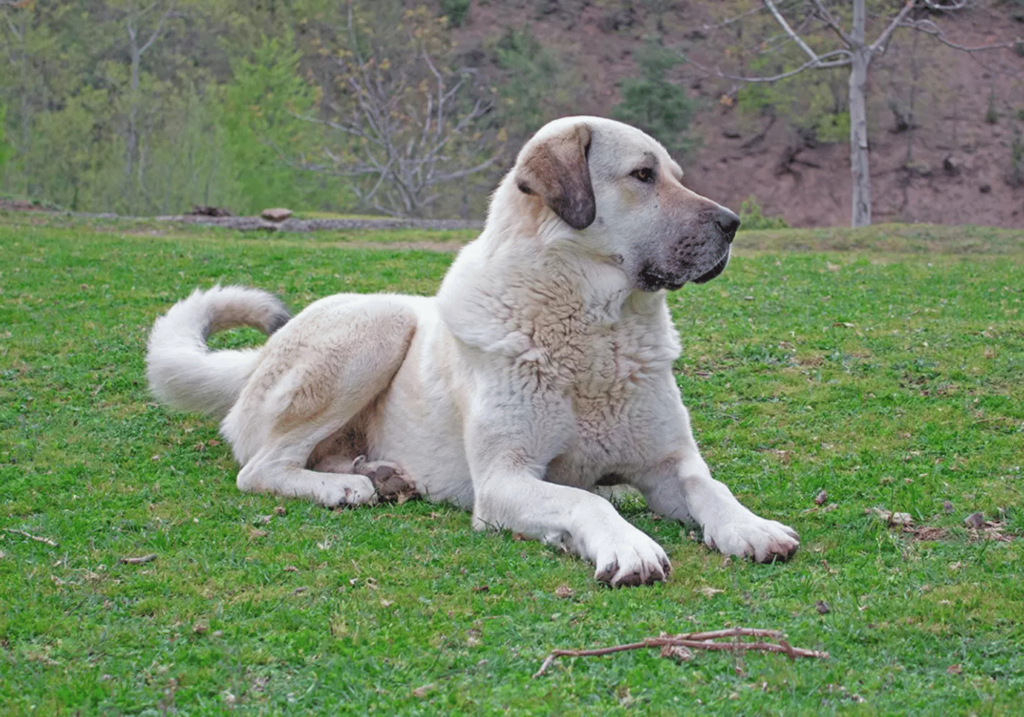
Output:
[514,123,595,230]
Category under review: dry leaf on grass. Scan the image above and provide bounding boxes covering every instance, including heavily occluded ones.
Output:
[963,512,985,529]
[412,683,436,698]
[866,507,914,527]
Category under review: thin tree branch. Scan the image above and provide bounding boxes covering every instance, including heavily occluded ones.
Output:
[685,50,851,84]
[923,0,968,9]
[810,0,853,47]
[6,528,58,546]
[869,0,919,55]
[698,4,765,34]
[533,628,829,678]
[137,1,176,57]
[899,18,1022,54]
[762,0,820,62]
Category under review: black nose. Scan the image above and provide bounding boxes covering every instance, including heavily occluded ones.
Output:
[716,208,741,240]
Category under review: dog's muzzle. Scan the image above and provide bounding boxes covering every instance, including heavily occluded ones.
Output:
[693,248,731,284]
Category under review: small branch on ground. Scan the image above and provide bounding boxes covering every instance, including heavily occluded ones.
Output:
[533,627,828,678]
[5,529,58,547]
[120,553,158,565]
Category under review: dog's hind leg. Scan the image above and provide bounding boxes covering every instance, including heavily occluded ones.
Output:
[238,438,380,508]
[225,297,418,508]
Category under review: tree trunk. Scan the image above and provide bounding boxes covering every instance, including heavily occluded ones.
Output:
[126,29,140,203]
[848,0,871,228]
[848,48,871,228]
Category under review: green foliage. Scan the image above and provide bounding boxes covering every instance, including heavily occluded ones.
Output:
[738,195,789,230]
[612,41,696,157]
[221,34,338,214]
[490,26,576,145]
[985,90,1000,125]
[440,0,471,27]
[1,217,1023,712]
[736,57,849,146]
[0,103,11,170]
[1007,129,1024,187]
[0,0,245,215]
[813,109,849,144]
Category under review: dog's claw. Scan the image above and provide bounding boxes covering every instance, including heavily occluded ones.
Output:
[595,554,670,588]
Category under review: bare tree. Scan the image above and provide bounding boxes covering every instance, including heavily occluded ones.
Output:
[116,0,177,204]
[689,1,1022,227]
[294,2,495,217]
[1,1,32,193]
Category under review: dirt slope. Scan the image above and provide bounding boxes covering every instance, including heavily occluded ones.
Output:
[453,1,1024,228]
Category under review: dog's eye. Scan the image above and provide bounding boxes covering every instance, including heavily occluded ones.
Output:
[630,167,655,184]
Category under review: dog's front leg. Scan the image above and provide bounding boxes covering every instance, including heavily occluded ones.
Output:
[636,450,800,563]
[473,468,671,587]
[465,408,670,587]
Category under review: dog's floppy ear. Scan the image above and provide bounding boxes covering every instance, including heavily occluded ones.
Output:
[514,123,595,230]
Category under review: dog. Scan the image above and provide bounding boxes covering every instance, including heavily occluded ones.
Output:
[147,116,799,587]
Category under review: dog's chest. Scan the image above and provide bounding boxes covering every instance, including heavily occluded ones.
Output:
[541,317,679,484]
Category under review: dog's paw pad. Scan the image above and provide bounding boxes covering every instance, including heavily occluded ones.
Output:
[353,459,419,503]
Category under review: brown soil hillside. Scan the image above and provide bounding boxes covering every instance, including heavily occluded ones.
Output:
[453,1,1024,228]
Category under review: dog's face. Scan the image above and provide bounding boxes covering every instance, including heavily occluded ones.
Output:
[514,117,740,292]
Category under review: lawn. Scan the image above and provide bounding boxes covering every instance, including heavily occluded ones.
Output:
[1,214,1022,715]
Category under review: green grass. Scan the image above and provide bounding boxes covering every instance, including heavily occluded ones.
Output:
[1,214,1022,714]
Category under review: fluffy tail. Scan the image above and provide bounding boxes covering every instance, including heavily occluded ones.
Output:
[146,286,291,419]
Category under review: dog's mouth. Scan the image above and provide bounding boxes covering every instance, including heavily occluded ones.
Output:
[636,265,686,292]
[692,249,731,284]
[637,247,731,292]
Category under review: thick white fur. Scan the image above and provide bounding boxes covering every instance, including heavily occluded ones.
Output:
[147,117,799,587]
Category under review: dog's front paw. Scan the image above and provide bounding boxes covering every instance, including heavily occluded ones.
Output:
[592,529,672,587]
[703,511,799,563]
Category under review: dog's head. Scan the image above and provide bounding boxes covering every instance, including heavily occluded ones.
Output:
[513,116,739,292]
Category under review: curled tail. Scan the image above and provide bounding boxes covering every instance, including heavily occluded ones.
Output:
[146,286,290,419]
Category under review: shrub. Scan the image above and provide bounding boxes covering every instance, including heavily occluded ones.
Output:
[985,91,999,124]
[738,195,789,230]
[489,26,575,145]
[440,0,471,27]
[612,41,697,157]
[1007,130,1024,188]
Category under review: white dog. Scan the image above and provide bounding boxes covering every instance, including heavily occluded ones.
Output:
[147,116,799,587]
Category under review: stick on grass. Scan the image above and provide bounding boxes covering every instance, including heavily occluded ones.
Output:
[119,554,158,565]
[5,529,59,547]
[533,627,828,678]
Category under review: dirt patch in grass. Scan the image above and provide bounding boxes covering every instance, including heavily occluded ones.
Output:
[0,198,49,212]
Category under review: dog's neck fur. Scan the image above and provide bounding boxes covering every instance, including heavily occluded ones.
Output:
[436,176,680,374]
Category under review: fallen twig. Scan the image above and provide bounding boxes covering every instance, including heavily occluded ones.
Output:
[5,528,58,547]
[119,553,158,565]
[533,627,828,678]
